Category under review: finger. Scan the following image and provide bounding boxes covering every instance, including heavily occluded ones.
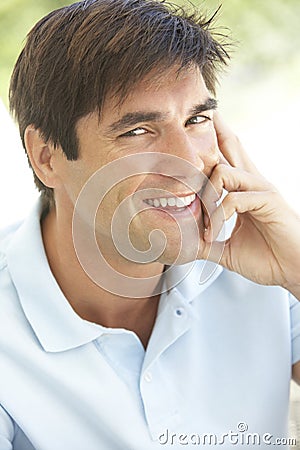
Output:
[214,111,261,176]
[204,191,273,242]
[201,163,272,218]
[199,239,226,265]
[217,150,230,166]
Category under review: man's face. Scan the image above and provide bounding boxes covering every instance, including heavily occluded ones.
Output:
[55,65,220,265]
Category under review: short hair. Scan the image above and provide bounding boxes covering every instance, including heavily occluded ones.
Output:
[9,0,230,208]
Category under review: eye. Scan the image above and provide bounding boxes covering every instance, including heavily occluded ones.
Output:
[186,115,211,126]
[120,127,147,137]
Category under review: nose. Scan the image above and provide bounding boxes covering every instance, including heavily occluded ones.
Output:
[159,127,219,179]
[169,130,204,172]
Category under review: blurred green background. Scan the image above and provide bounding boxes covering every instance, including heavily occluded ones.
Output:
[1,0,300,215]
[1,0,300,114]
[0,5,299,435]
[0,1,299,442]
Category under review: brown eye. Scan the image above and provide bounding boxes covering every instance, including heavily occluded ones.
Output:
[186,115,211,125]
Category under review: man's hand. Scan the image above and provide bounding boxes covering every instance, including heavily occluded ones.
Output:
[201,112,300,300]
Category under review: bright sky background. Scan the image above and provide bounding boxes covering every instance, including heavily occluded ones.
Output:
[219,69,300,216]
[0,100,39,228]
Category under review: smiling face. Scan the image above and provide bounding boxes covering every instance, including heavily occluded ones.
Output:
[53,65,220,266]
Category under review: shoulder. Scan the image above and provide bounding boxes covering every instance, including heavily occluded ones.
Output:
[0,220,26,332]
[0,221,23,281]
[195,267,293,335]
[0,220,23,259]
[213,268,291,303]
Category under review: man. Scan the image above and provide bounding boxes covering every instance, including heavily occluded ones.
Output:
[1,0,299,448]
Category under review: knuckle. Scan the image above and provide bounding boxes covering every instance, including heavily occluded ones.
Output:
[213,163,229,177]
[268,183,278,193]
[216,162,228,171]
[225,191,240,205]
[223,134,241,147]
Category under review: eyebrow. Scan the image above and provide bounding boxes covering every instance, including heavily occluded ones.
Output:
[106,97,217,134]
[106,111,167,134]
[189,97,218,116]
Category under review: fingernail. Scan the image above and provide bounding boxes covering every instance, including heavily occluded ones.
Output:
[204,227,211,242]
[204,215,209,228]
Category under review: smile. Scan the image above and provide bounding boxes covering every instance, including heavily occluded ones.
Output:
[144,193,196,209]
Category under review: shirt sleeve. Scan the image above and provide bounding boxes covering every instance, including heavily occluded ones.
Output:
[289,293,300,365]
[0,405,14,449]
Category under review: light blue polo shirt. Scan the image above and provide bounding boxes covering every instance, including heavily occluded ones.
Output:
[0,200,299,450]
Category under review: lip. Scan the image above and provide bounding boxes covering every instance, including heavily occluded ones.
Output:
[142,191,196,199]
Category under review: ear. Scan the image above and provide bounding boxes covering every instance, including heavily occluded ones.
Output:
[24,126,59,189]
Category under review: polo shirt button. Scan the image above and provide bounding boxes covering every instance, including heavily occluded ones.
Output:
[144,372,152,383]
[174,307,185,317]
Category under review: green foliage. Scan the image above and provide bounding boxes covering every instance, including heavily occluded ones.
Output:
[1,0,299,105]
[0,0,74,104]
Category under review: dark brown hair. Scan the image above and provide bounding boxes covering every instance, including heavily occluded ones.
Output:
[9,0,230,207]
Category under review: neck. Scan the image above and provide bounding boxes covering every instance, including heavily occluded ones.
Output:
[41,205,164,348]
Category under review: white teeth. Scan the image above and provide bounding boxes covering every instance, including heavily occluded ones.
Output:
[146,193,196,209]
[167,198,176,207]
[160,198,167,207]
[185,194,196,205]
[183,196,190,206]
[176,197,185,207]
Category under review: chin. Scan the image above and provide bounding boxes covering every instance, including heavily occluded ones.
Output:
[152,232,201,266]
[126,206,204,265]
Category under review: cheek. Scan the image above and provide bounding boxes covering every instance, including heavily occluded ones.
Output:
[56,163,94,206]
[128,208,182,255]
[97,174,148,221]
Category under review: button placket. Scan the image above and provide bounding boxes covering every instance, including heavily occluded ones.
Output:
[144,372,152,383]
[174,307,185,317]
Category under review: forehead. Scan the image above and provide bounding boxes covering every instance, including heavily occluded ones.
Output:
[102,65,209,116]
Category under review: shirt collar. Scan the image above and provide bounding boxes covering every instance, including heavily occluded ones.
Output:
[162,260,223,302]
[6,200,105,353]
[6,198,222,353]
